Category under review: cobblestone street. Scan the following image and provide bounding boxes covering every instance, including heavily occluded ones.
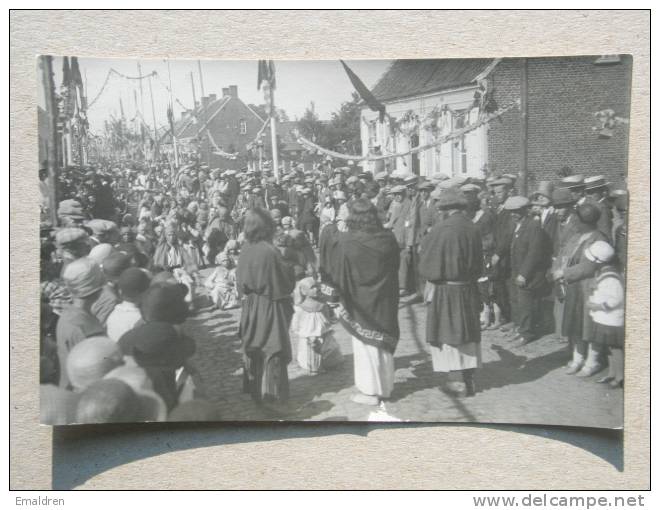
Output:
[184,270,623,427]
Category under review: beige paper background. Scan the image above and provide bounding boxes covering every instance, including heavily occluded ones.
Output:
[10,10,649,489]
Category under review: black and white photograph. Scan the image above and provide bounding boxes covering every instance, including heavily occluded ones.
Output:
[38,55,631,427]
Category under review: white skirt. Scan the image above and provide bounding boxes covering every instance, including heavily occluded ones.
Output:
[430,342,482,372]
[352,336,394,398]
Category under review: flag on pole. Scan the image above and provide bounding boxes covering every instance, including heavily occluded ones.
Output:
[258,60,276,116]
[167,103,175,137]
[257,60,276,90]
[340,60,386,122]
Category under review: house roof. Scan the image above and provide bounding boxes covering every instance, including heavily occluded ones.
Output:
[177,96,232,139]
[370,58,494,102]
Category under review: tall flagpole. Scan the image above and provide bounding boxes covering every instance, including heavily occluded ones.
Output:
[40,56,60,227]
[270,88,279,183]
[197,60,205,98]
[167,59,179,167]
[148,73,159,161]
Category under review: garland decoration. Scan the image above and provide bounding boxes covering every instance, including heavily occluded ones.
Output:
[293,101,519,162]
[206,130,239,160]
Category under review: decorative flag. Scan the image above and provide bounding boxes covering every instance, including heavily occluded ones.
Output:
[258,60,276,116]
[340,60,386,122]
[257,60,276,90]
[70,56,87,110]
[167,103,175,137]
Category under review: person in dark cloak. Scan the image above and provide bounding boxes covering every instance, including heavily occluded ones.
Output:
[419,190,483,397]
[319,198,400,405]
[236,208,296,412]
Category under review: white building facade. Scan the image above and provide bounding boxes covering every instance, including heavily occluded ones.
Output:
[361,85,488,179]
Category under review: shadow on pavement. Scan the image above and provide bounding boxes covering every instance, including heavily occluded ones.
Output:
[477,344,568,392]
[51,420,622,489]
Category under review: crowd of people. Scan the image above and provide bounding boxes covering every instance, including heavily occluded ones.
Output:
[39,156,628,423]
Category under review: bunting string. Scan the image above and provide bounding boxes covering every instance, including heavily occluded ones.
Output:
[245,118,270,151]
[294,101,519,162]
[206,130,239,160]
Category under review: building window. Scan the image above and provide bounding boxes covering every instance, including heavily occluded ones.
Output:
[368,120,377,149]
[239,119,247,135]
[452,112,468,174]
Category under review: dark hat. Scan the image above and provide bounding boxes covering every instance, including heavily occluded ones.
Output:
[140,282,189,324]
[551,188,575,208]
[432,189,468,209]
[119,321,194,368]
[102,252,132,280]
[576,203,601,225]
[488,177,514,188]
[417,181,435,191]
[118,268,151,300]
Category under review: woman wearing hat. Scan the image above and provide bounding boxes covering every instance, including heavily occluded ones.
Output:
[552,203,609,376]
[319,198,400,405]
[237,208,296,411]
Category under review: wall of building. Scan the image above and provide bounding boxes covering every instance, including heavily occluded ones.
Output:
[488,56,632,190]
[199,96,265,169]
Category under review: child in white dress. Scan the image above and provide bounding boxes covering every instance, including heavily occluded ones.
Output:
[291,277,343,374]
[204,251,239,310]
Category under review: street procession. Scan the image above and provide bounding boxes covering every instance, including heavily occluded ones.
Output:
[37,55,631,426]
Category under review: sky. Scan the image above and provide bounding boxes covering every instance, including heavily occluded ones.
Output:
[40,57,392,134]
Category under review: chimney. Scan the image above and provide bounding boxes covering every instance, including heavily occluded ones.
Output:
[229,85,238,98]
[222,87,230,97]
[201,96,210,109]
[209,93,217,102]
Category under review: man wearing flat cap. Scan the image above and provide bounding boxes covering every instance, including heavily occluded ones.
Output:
[419,190,483,397]
[56,258,106,389]
[504,196,552,346]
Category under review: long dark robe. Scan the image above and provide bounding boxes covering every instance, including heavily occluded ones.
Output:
[236,240,295,402]
[319,224,400,353]
[419,212,483,347]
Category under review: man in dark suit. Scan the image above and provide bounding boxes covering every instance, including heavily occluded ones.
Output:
[489,178,516,329]
[388,185,418,296]
[505,196,552,346]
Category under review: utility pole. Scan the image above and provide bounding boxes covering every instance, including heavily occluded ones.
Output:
[167,59,179,167]
[197,60,205,98]
[148,73,159,161]
[40,55,60,227]
[519,57,529,196]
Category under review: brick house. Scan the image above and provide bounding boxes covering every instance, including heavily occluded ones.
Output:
[165,85,266,169]
[361,56,632,190]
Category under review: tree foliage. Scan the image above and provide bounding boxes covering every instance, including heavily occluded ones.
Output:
[296,92,362,154]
